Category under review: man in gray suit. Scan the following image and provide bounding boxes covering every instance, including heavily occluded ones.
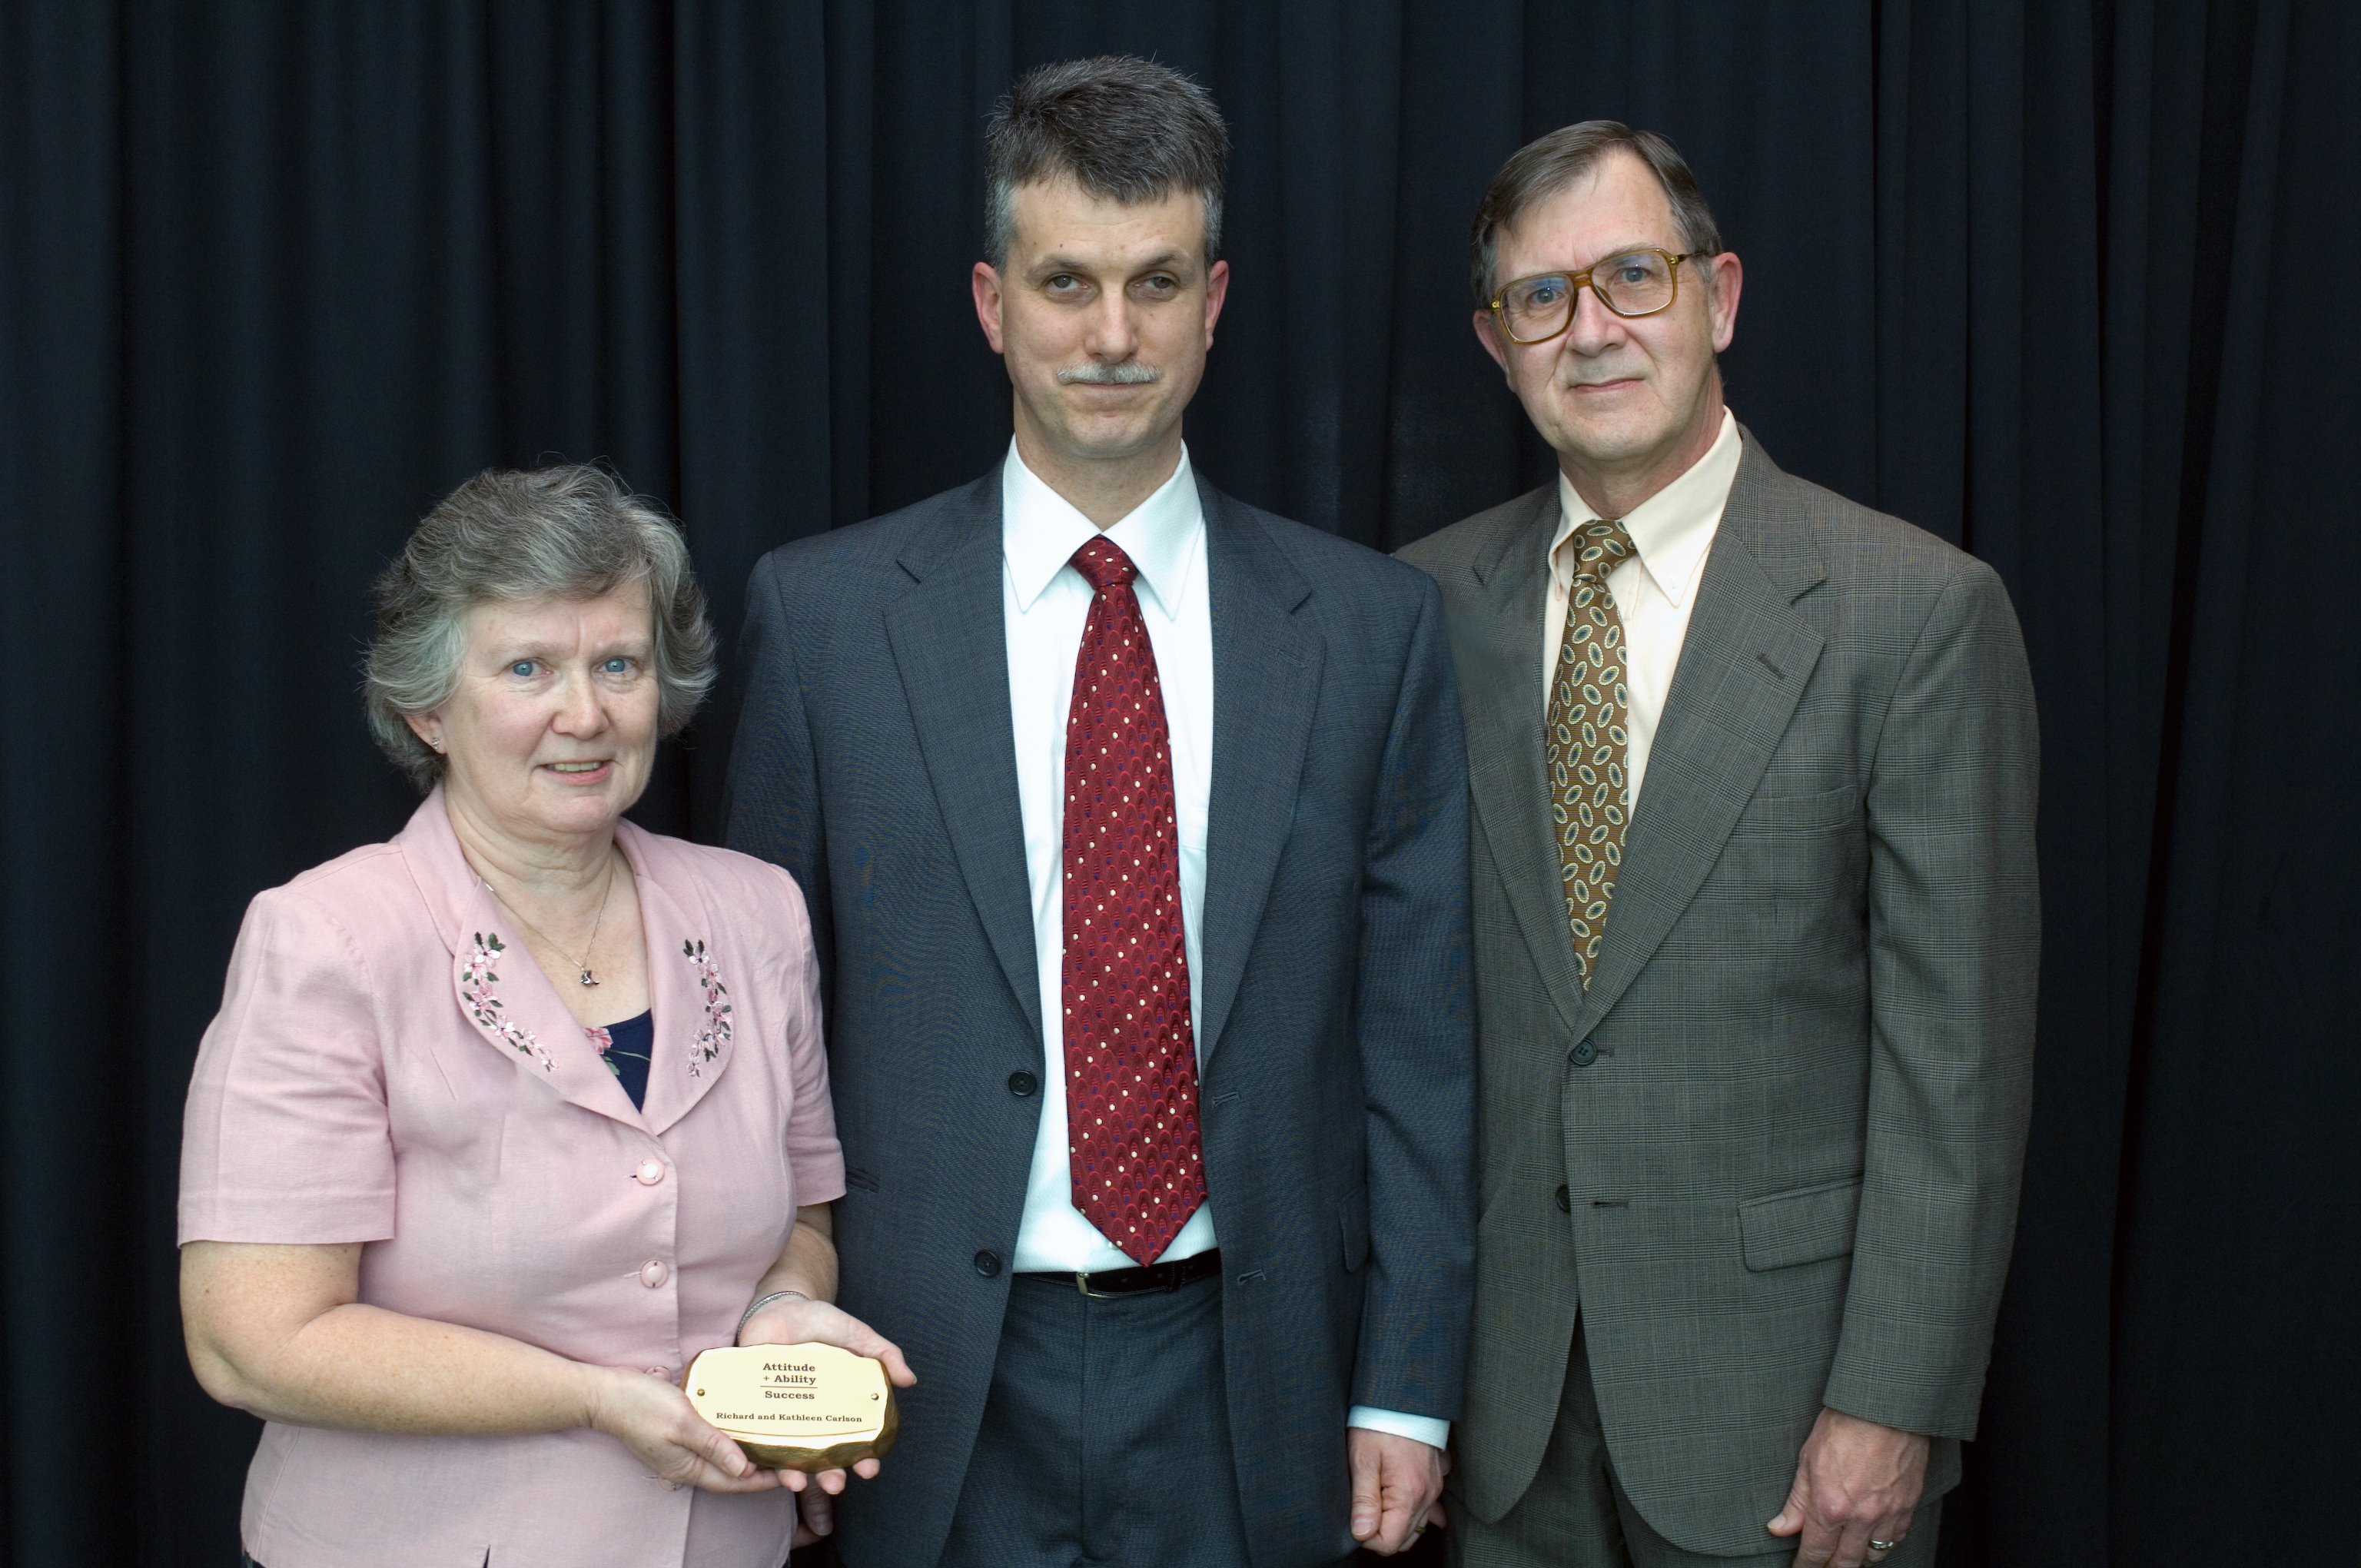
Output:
[1398,123,2038,1568]
[726,58,1473,1567]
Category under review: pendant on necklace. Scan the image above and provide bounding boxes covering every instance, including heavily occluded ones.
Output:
[579,968,599,987]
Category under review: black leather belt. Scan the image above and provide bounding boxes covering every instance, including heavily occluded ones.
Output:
[1021,1247,1224,1298]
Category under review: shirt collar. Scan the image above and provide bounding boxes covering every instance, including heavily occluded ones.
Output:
[1001,440,1204,619]
[1550,407,1740,607]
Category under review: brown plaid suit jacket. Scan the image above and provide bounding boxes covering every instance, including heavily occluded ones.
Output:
[1398,430,2039,1555]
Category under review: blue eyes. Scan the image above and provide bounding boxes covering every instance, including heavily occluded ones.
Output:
[504,657,636,679]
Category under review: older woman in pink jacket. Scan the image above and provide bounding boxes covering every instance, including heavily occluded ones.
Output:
[178,466,911,1568]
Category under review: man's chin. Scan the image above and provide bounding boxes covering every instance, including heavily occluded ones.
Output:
[1549,418,1669,467]
[1047,414,1173,464]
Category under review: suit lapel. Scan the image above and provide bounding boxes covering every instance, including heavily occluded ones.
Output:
[625,823,740,1135]
[1458,487,1592,1037]
[1197,484,1323,1061]
[396,790,645,1125]
[882,479,1044,1045]
[1572,437,1828,1035]
[448,915,646,1123]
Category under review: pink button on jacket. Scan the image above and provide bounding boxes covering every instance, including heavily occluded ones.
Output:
[180,792,845,1568]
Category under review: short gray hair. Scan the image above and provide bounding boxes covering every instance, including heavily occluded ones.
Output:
[364,464,717,792]
[983,56,1229,270]
[1469,121,1725,306]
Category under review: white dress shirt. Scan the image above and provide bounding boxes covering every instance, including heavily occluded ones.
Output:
[1004,440,1218,1276]
[998,439,1446,1450]
[1544,409,1742,816]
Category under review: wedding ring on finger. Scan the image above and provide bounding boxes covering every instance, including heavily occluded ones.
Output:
[1868,1540,1900,1553]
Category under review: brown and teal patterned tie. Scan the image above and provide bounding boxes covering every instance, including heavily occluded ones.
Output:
[1548,520,1637,988]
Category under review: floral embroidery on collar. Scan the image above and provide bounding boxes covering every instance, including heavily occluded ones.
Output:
[463,933,555,1073]
[684,938,732,1076]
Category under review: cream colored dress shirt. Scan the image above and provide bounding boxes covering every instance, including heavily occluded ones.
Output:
[1545,409,1743,816]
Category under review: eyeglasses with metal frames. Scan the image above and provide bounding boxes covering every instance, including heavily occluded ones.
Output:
[1488,249,1712,345]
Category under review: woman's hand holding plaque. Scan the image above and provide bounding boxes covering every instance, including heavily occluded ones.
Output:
[725,1289,915,1543]
[682,1341,902,1472]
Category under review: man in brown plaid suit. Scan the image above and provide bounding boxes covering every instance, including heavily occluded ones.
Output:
[1398,122,2039,1568]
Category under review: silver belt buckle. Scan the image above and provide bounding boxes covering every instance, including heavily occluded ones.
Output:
[1073,1269,1110,1299]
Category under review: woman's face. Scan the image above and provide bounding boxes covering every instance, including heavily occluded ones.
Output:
[410,586,661,849]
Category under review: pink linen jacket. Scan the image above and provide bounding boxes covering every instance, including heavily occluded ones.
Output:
[180,790,845,1568]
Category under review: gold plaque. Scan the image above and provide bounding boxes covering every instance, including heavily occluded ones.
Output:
[681,1342,900,1472]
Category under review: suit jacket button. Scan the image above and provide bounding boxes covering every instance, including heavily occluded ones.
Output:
[1007,1071,1038,1098]
[1569,1039,1598,1067]
[974,1250,1003,1277]
[1555,1184,1571,1213]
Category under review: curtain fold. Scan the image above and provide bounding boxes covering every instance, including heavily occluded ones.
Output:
[0,3,130,1561]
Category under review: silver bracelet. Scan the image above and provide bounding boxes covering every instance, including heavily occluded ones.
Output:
[736,1289,809,1338]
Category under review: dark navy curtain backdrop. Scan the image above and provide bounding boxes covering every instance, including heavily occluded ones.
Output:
[2,2,2353,1563]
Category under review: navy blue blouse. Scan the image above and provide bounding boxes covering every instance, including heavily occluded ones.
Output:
[588,1010,654,1110]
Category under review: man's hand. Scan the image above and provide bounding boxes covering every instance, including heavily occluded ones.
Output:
[1767,1407,1928,1566]
[1347,1428,1446,1555]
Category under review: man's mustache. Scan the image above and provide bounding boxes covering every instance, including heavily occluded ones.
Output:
[1058,361,1162,385]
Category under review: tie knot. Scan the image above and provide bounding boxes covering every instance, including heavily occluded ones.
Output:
[1071,537,1138,594]
[1570,519,1635,583]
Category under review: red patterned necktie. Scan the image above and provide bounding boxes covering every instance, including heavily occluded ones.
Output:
[1061,536,1206,1265]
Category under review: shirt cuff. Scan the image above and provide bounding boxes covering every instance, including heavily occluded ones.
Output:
[1347,1406,1449,1450]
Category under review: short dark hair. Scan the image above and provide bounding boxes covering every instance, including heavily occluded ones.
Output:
[1467,121,1725,305]
[983,55,1230,269]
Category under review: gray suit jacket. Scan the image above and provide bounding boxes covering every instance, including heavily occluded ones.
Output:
[1397,432,2038,1555]
[726,470,1476,1568]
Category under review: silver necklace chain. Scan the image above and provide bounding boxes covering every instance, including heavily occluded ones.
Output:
[483,849,621,987]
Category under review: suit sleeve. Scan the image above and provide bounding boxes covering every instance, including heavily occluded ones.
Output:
[1350,573,1479,1420]
[724,552,835,1015]
[1822,556,2040,1439]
